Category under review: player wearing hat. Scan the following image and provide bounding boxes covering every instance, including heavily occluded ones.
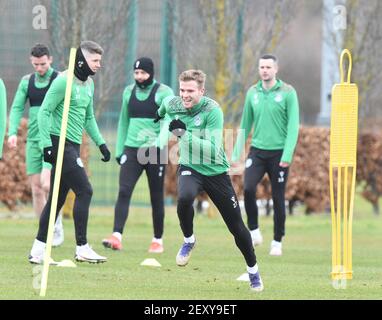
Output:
[102,57,174,253]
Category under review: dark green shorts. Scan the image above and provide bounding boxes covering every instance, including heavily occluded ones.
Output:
[26,140,52,175]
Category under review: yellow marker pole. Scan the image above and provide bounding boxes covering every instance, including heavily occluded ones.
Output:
[40,48,77,297]
[329,49,358,283]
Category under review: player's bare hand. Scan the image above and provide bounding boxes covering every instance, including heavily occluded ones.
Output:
[7,135,17,149]
[229,161,244,175]
[279,161,290,168]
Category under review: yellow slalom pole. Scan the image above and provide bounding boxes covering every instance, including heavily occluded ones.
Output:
[343,166,348,276]
[336,167,341,275]
[40,48,77,297]
[329,166,336,275]
[329,49,358,283]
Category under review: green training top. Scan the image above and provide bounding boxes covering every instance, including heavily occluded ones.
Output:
[158,96,230,176]
[8,67,56,142]
[115,80,174,157]
[38,71,105,148]
[232,79,299,163]
[0,78,6,158]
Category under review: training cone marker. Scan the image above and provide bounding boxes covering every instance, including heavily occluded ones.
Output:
[57,260,77,268]
[48,257,58,266]
[140,258,161,267]
[236,273,249,282]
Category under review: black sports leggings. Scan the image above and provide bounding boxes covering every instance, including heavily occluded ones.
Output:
[36,138,93,246]
[113,147,166,238]
[244,147,289,242]
[177,165,256,267]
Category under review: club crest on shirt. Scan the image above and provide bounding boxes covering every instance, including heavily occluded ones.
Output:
[253,93,259,105]
[274,93,283,103]
[194,115,202,127]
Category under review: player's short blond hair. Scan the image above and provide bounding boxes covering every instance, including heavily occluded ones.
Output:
[178,70,206,89]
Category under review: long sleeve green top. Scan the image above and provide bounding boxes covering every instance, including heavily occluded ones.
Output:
[232,79,300,163]
[8,68,56,142]
[158,96,230,176]
[0,78,6,158]
[38,71,105,148]
[115,80,174,157]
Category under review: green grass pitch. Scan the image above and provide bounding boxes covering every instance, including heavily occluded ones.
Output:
[0,195,381,300]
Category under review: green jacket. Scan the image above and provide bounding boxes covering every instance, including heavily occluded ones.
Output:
[8,68,56,142]
[38,71,105,148]
[115,80,173,157]
[232,79,299,163]
[158,96,230,176]
[0,78,6,158]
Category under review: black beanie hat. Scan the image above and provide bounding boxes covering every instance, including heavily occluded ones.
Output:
[134,57,154,75]
[134,57,154,88]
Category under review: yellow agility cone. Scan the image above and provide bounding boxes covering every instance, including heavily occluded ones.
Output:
[329,49,358,285]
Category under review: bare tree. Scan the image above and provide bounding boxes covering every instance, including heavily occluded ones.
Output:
[325,0,382,125]
[171,0,298,125]
[0,0,5,11]
[40,0,133,118]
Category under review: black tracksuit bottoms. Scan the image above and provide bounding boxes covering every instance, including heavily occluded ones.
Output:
[244,147,289,242]
[113,146,166,238]
[177,165,256,267]
[37,135,93,246]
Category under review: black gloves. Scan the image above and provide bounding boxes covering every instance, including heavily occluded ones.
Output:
[99,144,111,162]
[43,146,54,164]
[169,119,186,137]
[153,112,164,123]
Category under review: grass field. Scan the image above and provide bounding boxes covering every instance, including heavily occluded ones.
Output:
[0,195,382,300]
